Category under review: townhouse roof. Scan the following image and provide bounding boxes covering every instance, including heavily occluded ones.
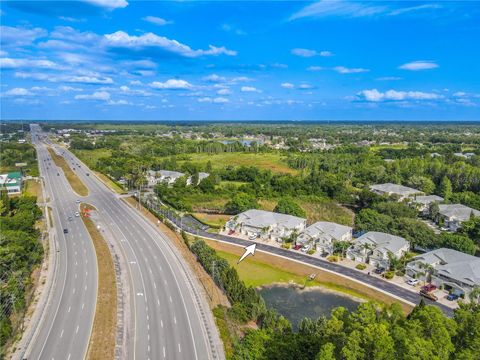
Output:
[369,183,421,197]
[412,195,444,205]
[300,221,352,241]
[354,231,409,255]
[233,209,306,230]
[438,204,480,222]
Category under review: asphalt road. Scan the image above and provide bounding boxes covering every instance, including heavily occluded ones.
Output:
[33,128,223,359]
[27,125,98,360]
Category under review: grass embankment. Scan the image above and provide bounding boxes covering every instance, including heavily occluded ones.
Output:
[47,147,88,196]
[205,240,414,314]
[23,179,43,201]
[192,213,231,228]
[80,203,117,360]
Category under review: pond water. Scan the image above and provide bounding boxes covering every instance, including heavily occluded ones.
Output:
[258,285,361,329]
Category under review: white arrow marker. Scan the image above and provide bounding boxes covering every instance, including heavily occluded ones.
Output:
[238,243,256,264]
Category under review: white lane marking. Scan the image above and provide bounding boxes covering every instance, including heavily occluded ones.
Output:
[178,343,181,353]
[174,315,177,324]
[82,303,85,310]
[157,299,160,306]
[67,353,71,360]
[153,282,156,289]
[74,273,77,279]
[86,271,88,276]
[85,285,87,291]
[67,306,71,313]
[160,319,163,328]
[60,329,64,338]
[137,292,144,296]
[73,288,76,294]
[163,346,166,358]
[169,296,172,303]
[76,325,79,334]
[148,345,150,352]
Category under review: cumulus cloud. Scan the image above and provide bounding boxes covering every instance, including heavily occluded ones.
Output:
[15,72,114,84]
[307,66,324,71]
[0,26,47,47]
[103,31,237,57]
[281,82,295,89]
[241,86,261,93]
[143,16,172,26]
[334,66,369,74]
[357,89,442,102]
[2,88,35,96]
[149,79,192,90]
[0,57,57,69]
[291,48,332,57]
[203,74,227,82]
[376,76,402,81]
[119,85,152,96]
[75,91,111,100]
[299,83,314,89]
[58,85,83,92]
[399,61,438,71]
[82,0,128,10]
[198,97,229,103]
[217,88,231,95]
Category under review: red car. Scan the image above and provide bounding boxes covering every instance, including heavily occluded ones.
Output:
[228,229,235,235]
[293,244,302,250]
[421,284,437,293]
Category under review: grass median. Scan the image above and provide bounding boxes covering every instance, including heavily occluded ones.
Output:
[47,147,88,196]
[80,203,117,360]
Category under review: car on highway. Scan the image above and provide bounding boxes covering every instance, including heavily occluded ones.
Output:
[63,228,69,234]
[420,289,438,301]
[421,284,437,293]
[68,216,73,221]
[406,278,419,286]
[86,173,90,176]
[57,173,60,176]
[76,199,80,203]
[75,212,80,217]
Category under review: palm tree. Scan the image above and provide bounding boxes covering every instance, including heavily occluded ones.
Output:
[468,286,480,303]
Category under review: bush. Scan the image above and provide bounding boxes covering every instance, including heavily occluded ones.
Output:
[384,271,395,280]
[327,255,339,262]
[281,243,291,249]
[356,263,367,270]
[307,249,315,255]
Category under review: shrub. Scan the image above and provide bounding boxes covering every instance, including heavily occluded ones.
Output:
[281,243,291,249]
[307,249,316,255]
[356,263,367,270]
[384,271,395,280]
[327,255,339,262]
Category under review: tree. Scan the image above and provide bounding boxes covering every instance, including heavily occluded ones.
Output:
[460,216,480,246]
[429,201,440,220]
[224,193,258,214]
[316,343,336,360]
[438,176,452,201]
[273,197,306,218]
[440,233,476,255]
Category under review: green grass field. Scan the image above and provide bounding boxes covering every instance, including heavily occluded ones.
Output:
[179,152,298,175]
[71,148,112,168]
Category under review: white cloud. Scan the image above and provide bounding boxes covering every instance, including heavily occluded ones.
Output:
[290,0,387,21]
[103,31,237,57]
[130,80,142,86]
[143,16,172,26]
[0,57,57,69]
[15,72,114,84]
[217,88,231,95]
[388,4,441,16]
[2,88,34,96]
[203,74,226,82]
[58,85,83,92]
[299,83,314,89]
[281,82,295,89]
[241,86,261,93]
[291,48,332,57]
[75,91,111,100]
[221,24,246,35]
[307,66,324,71]
[334,66,369,74]
[107,99,131,105]
[399,61,438,71]
[119,85,151,96]
[453,92,466,97]
[0,26,47,47]
[82,0,128,10]
[376,76,402,81]
[198,97,229,103]
[358,89,442,102]
[149,79,192,90]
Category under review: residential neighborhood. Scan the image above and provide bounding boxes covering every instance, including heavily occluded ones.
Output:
[297,221,353,255]
[437,204,480,231]
[0,171,23,195]
[369,183,423,201]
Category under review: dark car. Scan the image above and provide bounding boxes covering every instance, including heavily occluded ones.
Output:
[293,244,302,250]
[86,173,90,176]
[421,284,437,293]
[57,173,60,176]
[63,228,69,234]
[447,293,459,301]
[420,290,438,301]
[374,267,386,274]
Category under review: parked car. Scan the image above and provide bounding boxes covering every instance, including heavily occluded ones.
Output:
[406,278,419,286]
[420,290,438,301]
[228,229,235,235]
[76,200,80,203]
[447,293,459,301]
[374,267,386,274]
[75,212,80,217]
[301,244,312,252]
[421,284,437,293]
[248,233,258,240]
[68,216,73,221]
[63,228,69,234]
[86,173,90,176]
[57,173,60,176]
[293,244,302,250]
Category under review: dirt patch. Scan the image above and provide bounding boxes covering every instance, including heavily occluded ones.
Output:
[80,203,117,360]
[123,197,229,309]
[205,240,414,314]
[47,147,88,196]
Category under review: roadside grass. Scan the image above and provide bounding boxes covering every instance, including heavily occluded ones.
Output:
[93,170,126,194]
[23,179,42,201]
[192,213,230,228]
[179,152,298,175]
[80,203,117,360]
[183,193,229,212]
[47,147,88,196]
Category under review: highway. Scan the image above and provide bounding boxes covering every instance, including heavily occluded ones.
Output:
[27,125,98,360]
[29,125,223,360]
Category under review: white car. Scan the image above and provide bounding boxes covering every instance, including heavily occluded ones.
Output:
[76,200,80,203]
[248,233,258,240]
[301,244,312,253]
[406,278,419,286]
[75,212,80,217]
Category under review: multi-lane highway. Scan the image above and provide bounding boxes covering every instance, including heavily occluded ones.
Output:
[28,124,223,360]
[27,125,98,360]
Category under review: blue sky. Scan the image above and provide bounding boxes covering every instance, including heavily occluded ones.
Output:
[1,0,480,121]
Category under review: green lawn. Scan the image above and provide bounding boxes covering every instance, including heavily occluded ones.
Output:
[179,152,298,175]
[72,148,112,168]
